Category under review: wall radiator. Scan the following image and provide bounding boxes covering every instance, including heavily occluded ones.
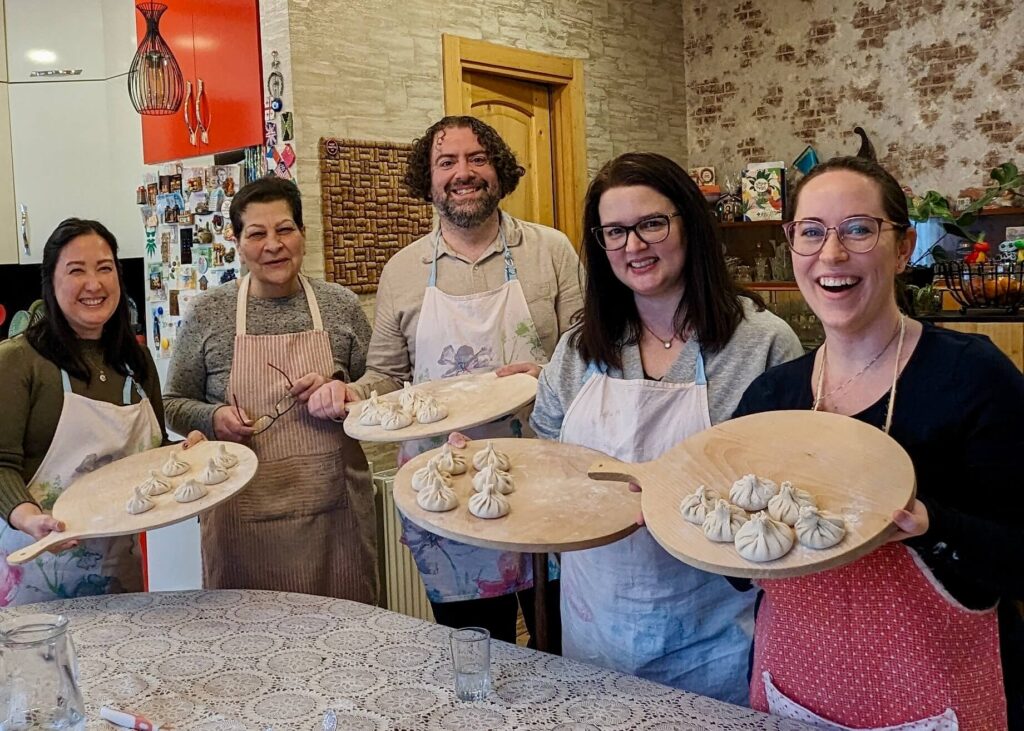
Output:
[373,468,434,622]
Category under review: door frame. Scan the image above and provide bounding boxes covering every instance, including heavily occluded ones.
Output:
[442,34,587,249]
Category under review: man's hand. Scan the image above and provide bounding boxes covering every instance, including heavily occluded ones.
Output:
[181,430,207,449]
[496,362,542,379]
[290,373,331,403]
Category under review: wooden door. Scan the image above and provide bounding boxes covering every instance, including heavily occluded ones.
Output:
[464,71,555,227]
[191,0,264,156]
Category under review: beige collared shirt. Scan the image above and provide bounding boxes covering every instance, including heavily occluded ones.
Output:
[350,214,583,398]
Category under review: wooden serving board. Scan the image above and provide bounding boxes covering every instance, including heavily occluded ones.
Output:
[7,441,257,565]
[394,438,640,553]
[588,410,917,579]
[343,372,537,443]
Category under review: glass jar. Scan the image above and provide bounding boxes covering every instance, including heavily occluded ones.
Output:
[0,614,85,730]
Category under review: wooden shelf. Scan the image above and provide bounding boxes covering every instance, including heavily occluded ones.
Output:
[747,281,800,290]
[719,219,785,229]
[977,207,1024,217]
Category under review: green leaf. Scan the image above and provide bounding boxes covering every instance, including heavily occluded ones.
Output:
[929,244,950,262]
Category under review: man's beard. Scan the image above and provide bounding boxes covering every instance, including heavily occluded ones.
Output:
[434,184,501,229]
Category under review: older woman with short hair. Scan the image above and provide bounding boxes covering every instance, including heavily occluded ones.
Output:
[164,177,378,601]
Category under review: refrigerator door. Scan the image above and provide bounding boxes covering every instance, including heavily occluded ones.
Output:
[4,0,108,82]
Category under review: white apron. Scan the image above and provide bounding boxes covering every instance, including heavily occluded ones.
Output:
[399,214,551,603]
[0,368,160,605]
[557,353,755,704]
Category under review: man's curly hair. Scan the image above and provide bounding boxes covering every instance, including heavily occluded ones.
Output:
[404,116,526,202]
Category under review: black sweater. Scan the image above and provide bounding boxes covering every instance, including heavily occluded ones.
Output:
[733,323,1024,609]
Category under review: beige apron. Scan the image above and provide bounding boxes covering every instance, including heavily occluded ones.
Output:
[0,368,160,605]
[200,275,377,602]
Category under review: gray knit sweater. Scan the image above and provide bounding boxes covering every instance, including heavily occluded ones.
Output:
[530,298,804,439]
[163,278,371,437]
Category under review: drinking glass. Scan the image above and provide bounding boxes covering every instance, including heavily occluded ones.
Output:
[450,627,490,701]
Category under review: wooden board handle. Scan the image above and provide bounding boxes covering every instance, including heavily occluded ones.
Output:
[587,457,645,486]
[6,531,79,566]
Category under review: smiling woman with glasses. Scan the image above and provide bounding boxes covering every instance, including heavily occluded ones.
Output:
[733,155,1024,727]
[163,177,379,604]
[528,152,803,703]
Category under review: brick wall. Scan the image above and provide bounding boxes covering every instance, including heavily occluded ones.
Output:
[282,0,689,278]
[683,0,1024,195]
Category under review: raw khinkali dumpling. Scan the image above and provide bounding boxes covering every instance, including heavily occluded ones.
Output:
[472,464,515,495]
[398,381,423,415]
[213,444,239,469]
[734,511,794,562]
[138,470,171,497]
[199,458,229,486]
[435,443,467,475]
[702,499,749,542]
[126,486,154,515]
[358,390,389,426]
[380,408,414,431]
[766,481,817,526]
[416,479,458,512]
[679,485,721,525]
[729,474,778,511]
[472,441,511,472]
[794,505,846,550]
[174,478,208,503]
[411,456,451,492]
[161,450,189,477]
[468,483,510,519]
[415,396,448,424]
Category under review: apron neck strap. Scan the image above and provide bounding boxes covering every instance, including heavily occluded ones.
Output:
[60,367,143,405]
[236,274,323,334]
[694,348,707,386]
[429,211,516,286]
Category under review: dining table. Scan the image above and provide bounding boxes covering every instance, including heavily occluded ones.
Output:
[0,590,811,730]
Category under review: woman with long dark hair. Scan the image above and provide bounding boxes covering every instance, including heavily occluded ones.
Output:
[530,153,802,702]
[0,218,202,605]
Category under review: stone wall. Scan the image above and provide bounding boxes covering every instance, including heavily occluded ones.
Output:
[683,0,1024,195]
[284,0,690,277]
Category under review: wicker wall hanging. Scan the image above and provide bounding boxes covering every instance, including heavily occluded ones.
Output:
[319,137,434,293]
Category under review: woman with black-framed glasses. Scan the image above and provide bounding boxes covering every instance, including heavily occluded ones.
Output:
[529,153,802,703]
[733,155,1024,727]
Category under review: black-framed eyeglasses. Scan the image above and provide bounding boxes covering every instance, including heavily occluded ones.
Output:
[233,362,297,436]
[591,213,681,251]
[783,216,909,256]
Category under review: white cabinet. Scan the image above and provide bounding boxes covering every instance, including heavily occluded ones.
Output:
[1,0,145,263]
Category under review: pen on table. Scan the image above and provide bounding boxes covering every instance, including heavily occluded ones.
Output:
[100,706,161,731]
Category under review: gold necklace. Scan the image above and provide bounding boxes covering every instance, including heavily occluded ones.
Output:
[813,316,902,408]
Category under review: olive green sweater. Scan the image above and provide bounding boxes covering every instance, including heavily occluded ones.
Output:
[0,336,167,524]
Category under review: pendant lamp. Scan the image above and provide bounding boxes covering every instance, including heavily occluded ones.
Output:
[128,3,185,115]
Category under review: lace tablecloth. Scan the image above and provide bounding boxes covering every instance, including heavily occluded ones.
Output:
[3,590,810,730]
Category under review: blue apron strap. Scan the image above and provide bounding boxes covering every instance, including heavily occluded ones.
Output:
[583,361,608,382]
[60,369,73,393]
[428,228,442,287]
[695,348,707,387]
[498,211,518,282]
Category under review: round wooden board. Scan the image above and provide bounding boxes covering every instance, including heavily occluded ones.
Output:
[7,441,257,565]
[587,410,917,579]
[394,438,641,553]
[343,372,538,443]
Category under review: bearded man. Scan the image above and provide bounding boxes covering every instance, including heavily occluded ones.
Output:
[330,116,581,647]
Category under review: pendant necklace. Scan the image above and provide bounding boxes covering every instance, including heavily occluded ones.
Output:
[641,321,680,349]
[813,315,903,409]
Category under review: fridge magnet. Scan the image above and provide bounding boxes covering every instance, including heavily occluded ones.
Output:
[265,120,278,147]
[213,242,225,266]
[169,289,180,317]
[267,51,285,99]
[188,190,208,212]
[160,230,174,262]
[199,275,209,291]
[224,223,235,242]
[148,262,164,296]
[197,223,214,244]
[281,143,296,168]
[178,210,194,226]
[270,97,284,112]
[179,229,194,264]
[159,175,172,194]
[170,174,183,194]
[136,186,148,205]
[209,188,225,215]
[212,214,225,235]
[274,160,292,180]
[223,246,236,264]
[147,183,159,205]
[220,269,237,284]
[193,244,212,275]
[221,197,233,216]
[145,230,157,258]
[281,112,293,141]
